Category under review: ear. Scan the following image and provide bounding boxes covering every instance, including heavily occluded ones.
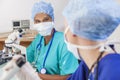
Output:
[73,34,77,37]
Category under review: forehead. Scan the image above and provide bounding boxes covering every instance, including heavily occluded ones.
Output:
[34,13,51,20]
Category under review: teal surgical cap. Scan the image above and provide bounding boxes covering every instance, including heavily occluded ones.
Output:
[63,0,120,41]
[31,1,54,21]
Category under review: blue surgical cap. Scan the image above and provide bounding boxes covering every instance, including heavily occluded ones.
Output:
[63,0,120,41]
[31,1,54,21]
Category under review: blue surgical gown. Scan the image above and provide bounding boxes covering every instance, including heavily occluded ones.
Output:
[27,32,79,75]
[68,53,120,80]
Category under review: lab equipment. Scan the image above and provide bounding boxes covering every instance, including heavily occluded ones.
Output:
[12,20,30,30]
[3,28,24,54]
[31,1,54,21]
[1,55,42,80]
[0,50,12,65]
[0,28,24,65]
[12,20,21,29]
[20,20,30,29]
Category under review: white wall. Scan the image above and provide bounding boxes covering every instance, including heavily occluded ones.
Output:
[108,26,120,52]
[0,0,68,33]
[0,0,120,40]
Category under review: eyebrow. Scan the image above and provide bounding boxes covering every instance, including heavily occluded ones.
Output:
[34,16,48,20]
[43,15,50,19]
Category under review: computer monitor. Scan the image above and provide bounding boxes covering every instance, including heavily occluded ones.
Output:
[12,20,21,29]
[12,20,30,30]
[21,20,30,29]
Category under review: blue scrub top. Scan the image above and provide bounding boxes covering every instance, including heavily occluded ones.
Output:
[68,53,120,80]
[27,31,79,75]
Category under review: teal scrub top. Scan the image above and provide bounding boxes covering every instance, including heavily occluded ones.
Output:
[27,31,79,75]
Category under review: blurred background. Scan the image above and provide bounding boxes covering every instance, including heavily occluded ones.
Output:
[0,0,120,46]
[0,0,69,33]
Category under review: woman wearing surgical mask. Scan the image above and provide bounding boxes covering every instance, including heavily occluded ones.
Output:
[63,0,120,80]
[27,1,78,80]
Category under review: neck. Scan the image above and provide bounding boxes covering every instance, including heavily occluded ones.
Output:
[44,29,54,45]
[78,48,109,69]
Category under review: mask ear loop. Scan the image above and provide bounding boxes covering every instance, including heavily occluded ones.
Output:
[76,49,83,64]
[109,44,117,53]
[64,27,69,35]
[106,40,120,53]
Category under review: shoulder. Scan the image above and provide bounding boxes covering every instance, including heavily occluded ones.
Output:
[53,31,65,47]
[68,61,89,80]
[99,54,120,80]
[100,53,120,67]
[32,34,42,42]
[75,61,89,73]
[34,34,41,39]
[54,31,64,40]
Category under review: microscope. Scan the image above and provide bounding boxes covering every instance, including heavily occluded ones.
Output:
[0,29,42,80]
[0,28,24,65]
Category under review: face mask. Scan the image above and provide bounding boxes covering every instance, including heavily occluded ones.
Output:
[64,39,80,60]
[64,27,80,60]
[33,22,54,36]
[64,27,103,60]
